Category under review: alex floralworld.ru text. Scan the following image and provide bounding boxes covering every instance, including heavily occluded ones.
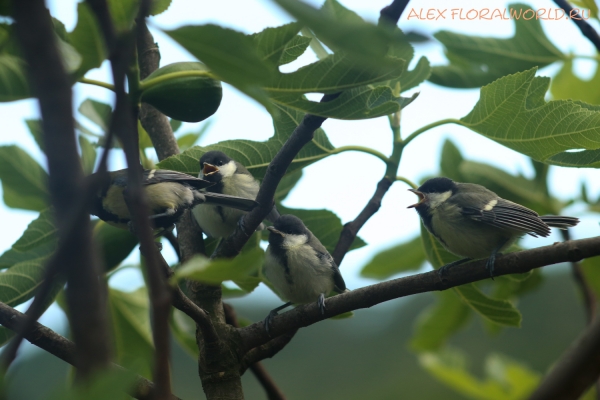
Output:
[406,7,590,20]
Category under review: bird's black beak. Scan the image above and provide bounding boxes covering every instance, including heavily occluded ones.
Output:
[267,226,285,236]
[202,162,219,176]
[407,189,426,208]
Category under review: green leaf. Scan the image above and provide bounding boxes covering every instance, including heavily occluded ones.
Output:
[454,284,522,327]
[570,0,599,19]
[546,149,600,168]
[68,2,106,78]
[439,139,464,181]
[430,4,564,88]
[164,24,273,108]
[12,208,56,252]
[492,270,543,300]
[551,59,600,105]
[107,0,138,32]
[420,350,540,400]
[266,52,405,94]
[93,221,138,272]
[79,98,112,132]
[150,0,172,16]
[170,308,198,358]
[397,56,431,93]
[460,68,600,162]
[25,119,44,153]
[79,135,97,175]
[279,35,312,66]
[0,328,14,348]
[251,22,304,66]
[0,258,53,307]
[581,256,600,298]
[360,235,425,279]
[275,169,302,201]
[277,204,366,254]
[0,145,49,211]
[170,119,182,133]
[56,36,82,75]
[0,55,30,102]
[108,287,154,378]
[269,85,418,120]
[157,104,335,179]
[274,0,407,66]
[410,290,470,351]
[172,248,264,285]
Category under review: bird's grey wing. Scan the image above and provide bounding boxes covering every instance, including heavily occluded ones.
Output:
[203,192,258,211]
[456,194,550,237]
[234,161,253,177]
[143,169,215,190]
[308,232,346,292]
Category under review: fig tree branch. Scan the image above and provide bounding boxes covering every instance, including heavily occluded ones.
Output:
[553,0,600,52]
[0,302,180,400]
[239,235,600,351]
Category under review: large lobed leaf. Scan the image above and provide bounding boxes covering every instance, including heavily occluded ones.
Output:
[430,3,564,88]
[460,68,600,166]
[360,236,425,279]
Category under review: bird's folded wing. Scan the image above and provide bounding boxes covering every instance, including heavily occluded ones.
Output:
[203,192,258,211]
[143,169,214,190]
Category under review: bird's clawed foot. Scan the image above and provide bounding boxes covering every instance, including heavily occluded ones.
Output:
[437,258,471,278]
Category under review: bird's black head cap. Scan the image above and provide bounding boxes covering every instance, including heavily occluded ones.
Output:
[273,214,308,235]
[418,177,457,194]
[200,151,232,168]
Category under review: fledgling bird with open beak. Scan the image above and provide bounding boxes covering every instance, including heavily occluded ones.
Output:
[89,168,258,232]
[192,150,277,238]
[408,177,579,277]
[263,214,346,334]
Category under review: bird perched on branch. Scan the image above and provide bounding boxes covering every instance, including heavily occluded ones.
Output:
[89,168,258,231]
[263,214,346,334]
[192,150,278,238]
[408,177,579,277]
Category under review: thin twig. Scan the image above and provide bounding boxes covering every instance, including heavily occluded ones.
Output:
[332,178,392,266]
[88,1,173,397]
[0,302,180,400]
[239,235,600,351]
[224,304,289,400]
[553,0,600,52]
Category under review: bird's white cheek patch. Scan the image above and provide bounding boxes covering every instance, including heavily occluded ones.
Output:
[283,234,308,249]
[219,160,237,178]
[428,190,452,210]
[483,199,498,211]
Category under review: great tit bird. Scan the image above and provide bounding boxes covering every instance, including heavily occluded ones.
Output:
[263,214,346,333]
[192,151,271,238]
[408,177,579,277]
[90,168,258,231]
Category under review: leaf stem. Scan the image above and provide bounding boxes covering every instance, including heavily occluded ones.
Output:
[331,145,390,164]
[301,27,330,60]
[402,118,463,146]
[78,78,115,92]
[395,176,418,189]
[138,70,215,93]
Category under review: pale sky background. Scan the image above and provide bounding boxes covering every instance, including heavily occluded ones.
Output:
[1,0,599,344]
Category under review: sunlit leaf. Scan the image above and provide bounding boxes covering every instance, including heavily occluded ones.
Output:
[551,59,600,105]
[108,0,138,32]
[460,68,600,163]
[69,2,106,78]
[150,0,172,16]
[172,248,264,285]
[79,135,97,175]
[25,119,44,153]
[0,55,30,102]
[79,98,112,132]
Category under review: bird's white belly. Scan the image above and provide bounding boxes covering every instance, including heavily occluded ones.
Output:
[264,246,334,304]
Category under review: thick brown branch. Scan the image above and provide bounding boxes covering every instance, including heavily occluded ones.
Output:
[240,331,297,376]
[224,304,289,400]
[12,0,111,376]
[553,0,600,52]
[332,178,392,266]
[239,236,600,351]
[529,309,600,400]
[0,302,180,400]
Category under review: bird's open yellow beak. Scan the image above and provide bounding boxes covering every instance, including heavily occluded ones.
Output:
[202,163,219,176]
[267,226,285,236]
[407,189,426,208]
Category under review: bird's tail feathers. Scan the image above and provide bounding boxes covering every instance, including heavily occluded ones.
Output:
[540,215,580,229]
[203,193,258,211]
